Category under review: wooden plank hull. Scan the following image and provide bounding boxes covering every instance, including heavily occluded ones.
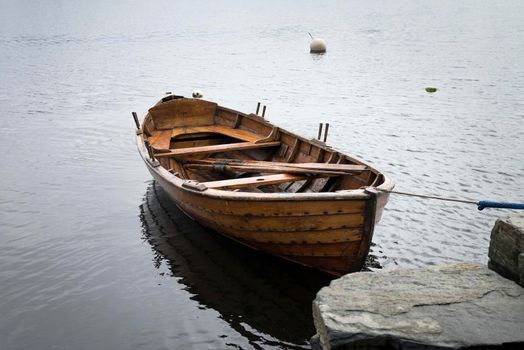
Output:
[136,96,394,276]
[144,159,384,276]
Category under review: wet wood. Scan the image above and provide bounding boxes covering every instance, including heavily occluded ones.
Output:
[218,213,363,233]
[258,241,356,258]
[293,255,360,275]
[225,227,363,244]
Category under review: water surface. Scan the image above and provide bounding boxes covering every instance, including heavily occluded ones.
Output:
[1,0,523,349]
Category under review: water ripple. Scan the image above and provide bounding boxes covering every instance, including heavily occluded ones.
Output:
[2,0,524,349]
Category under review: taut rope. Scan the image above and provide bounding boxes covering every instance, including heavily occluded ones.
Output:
[377,189,523,211]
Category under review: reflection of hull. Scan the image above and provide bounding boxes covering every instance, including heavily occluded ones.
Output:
[140,183,328,348]
[136,96,393,276]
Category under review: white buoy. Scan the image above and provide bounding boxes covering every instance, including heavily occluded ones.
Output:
[310,37,327,54]
[192,90,203,98]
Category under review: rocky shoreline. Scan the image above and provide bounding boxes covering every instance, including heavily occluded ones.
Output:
[311,214,524,349]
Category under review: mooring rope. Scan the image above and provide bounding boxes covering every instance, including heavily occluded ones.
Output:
[378,189,477,204]
[376,189,524,211]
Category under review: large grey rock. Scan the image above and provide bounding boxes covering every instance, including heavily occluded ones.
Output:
[312,263,524,349]
[489,214,524,286]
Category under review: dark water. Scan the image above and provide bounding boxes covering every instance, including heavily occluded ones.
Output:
[1,0,523,349]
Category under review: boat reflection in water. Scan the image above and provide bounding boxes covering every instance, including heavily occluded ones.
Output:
[139,182,330,348]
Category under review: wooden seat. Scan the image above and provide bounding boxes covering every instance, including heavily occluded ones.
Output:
[203,173,306,190]
[171,125,262,143]
[149,98,217,129]
[154,141,281,158]
[149,124,267,151]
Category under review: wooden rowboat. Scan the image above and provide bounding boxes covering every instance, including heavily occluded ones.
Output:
[134,95,394,276]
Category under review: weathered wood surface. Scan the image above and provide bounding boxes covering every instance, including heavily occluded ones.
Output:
[223,227,363,244]
[154,141,281,158]
[185,163,349,176]
[149,98,217,129]
[171,124,262,142]
[194,211,363,233]
[203,173,307,190]
[191,158,368,172]
[148,129,172,150]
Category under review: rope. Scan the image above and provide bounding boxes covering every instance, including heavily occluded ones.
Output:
[377,189,524,211]
[378,189,477,204]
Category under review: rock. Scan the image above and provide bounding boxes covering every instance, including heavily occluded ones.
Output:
[488,214,524,286]
[310,334,322,350]
[312,263,524,349]
[519,253,524,287]
[425,87,438,93]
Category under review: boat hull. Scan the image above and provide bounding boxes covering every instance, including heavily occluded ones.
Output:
[144,158,384,276]
[135,97,394,276]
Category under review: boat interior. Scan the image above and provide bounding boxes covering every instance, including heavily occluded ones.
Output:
[141,96,384,193]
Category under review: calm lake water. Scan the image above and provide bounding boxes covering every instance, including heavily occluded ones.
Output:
[1,0,523,349]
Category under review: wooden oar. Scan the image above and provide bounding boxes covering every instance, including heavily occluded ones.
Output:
[189,158,368,173]
[184,163,347,176]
